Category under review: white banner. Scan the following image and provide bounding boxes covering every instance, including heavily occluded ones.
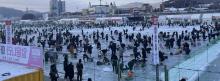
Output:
[0,44,43,68]
[0,44,30,64]
[151,16,160,65]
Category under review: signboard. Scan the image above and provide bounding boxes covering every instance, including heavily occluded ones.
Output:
[151,16,160,65]
[5,20,12,44]
[29,47,43,68]
[0,44,43,68]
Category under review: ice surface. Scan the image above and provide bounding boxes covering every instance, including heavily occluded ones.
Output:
[161,40,220,81]
[42,25,204,81]
[0,62,37,81]
[103,67,112,72]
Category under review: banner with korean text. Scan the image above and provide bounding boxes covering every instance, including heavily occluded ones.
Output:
[5,20,12,44]
[151,16,160,65]
[0,44,43,68]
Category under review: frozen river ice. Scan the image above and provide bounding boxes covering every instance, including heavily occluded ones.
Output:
[42,25,220,81]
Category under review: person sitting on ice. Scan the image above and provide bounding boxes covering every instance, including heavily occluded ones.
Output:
[183,42,190,55]
[175,48,183,55]
[83,53,89,62]
[101,49,108,57]
[159,51,168,62]
[103,56,110,64]
[128,59,136,71]
[146,47,151,53]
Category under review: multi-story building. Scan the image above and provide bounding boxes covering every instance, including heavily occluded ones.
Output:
[50,0,65,17]
[58,0,65,15]
[90,5,110,14]
[116,3,153,15]
[50,0,59,17]
[82,2,117,16]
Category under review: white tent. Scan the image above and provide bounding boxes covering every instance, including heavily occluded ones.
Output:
[159,14,201,24]
[95,17,125,24]
[202,13,220,24]
[58,18,79,24]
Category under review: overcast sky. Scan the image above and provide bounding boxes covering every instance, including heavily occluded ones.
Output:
[0,0,164,12]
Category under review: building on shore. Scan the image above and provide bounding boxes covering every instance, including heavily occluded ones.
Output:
[81,2,117,16]
[50,0,65,17]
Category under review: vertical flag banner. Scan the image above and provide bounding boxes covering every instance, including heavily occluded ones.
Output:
[151,16,160,65]
[5,20,12,44]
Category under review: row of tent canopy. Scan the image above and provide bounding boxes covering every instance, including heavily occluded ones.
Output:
[158,13,220,24]
[12,13,220,25]
[58,17,127,24]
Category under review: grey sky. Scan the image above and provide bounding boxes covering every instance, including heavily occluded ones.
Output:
[0,0,164,12]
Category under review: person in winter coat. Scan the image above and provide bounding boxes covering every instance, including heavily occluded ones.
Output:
[88,45,93,56]
[76,59,83,81]
[111,54,118,73]
[141,48,147,62]
[177,38,182,49]
[128,59,136,71]
[105,34,108,41]
[133,47,140,60]
[67,62,74,81]
[183,42,190,55]
[63,55,68,79]
[45,51,49,62]
[49,64,59,81]
[110,42,117,55]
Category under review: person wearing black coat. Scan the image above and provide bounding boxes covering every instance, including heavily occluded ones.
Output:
[141,48,147,62]
[49,64,59,81]
[63,56,68,79]
[97,42,101,50]
[118,32,122,43]
[170,37,175,48]
[183,42,190,55]
[109,42,117,55]
[88,45,93,56]
[128,59,136,71]
[101,32,104,39]
[76,59,84,81]
[105,34,108,41]
[83,43,88,53]
[67,62,74,81]
[159,51,167,62]
[133,47,140,60]
[111,54,118,73]
[177,38,182,49]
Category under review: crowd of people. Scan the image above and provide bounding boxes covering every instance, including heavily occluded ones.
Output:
[1,21,220,81]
